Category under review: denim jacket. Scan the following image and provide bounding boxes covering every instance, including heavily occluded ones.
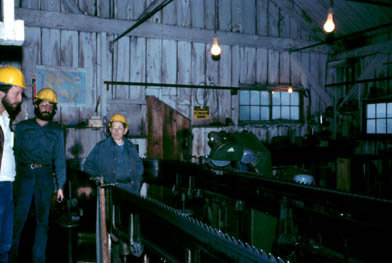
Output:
[83,137,144,194]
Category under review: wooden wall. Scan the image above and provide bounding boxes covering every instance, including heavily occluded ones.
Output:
[6,0,333,159]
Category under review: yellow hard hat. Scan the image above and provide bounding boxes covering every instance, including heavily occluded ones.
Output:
[0,66,27,88]
[36,88,58,104]
[109,113,128,128]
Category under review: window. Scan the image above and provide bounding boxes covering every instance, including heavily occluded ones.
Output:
[364,100,392,135]
[239,88,302,122]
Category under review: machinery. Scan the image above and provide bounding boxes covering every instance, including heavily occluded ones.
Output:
[206,130,272,177]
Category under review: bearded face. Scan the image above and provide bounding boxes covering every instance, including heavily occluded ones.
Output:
[1,86,23,119]
[34,101,56,121]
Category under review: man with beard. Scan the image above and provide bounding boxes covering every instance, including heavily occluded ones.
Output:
[11,88,65,263]
[0,66,25,263]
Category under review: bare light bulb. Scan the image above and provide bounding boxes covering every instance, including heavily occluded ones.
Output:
[210,37,221,56]
[323,8,335,33]
[288,87,293,93]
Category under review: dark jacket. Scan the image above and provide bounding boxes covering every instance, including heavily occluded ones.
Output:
[83,137,144,194]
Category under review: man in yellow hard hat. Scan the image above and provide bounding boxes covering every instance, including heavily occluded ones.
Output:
[84,113,144,261]
[0,66,25,263]
[11,88,66,263]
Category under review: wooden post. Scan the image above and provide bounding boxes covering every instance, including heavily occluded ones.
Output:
[99,177,110,263]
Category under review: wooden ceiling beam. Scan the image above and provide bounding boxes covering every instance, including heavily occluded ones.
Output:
[15,8,327,52]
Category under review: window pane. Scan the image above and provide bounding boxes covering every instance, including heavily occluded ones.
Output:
[240,106,250,120]
[272,106,280,119]
[282,106,290,119]
[250,106,260,120]
[376,119,386,134]
[260,91,269,105]
[291,106,300,120]
[367,104,375,118]
[387,103,392,118]
[291,92,299,105]
[376,103,386,118]
[240,91,249,105]
[281,92,290,105]
[387,119,392,134]
[272,92,280,105]
[367,119,375,133]
[250,91,260,105]
[261,106,269,120]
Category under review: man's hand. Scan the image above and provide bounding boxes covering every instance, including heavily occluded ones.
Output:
[77,186,93,198]
[57,189,64,203]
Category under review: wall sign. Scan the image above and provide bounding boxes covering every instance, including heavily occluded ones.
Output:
[193,106,210,120]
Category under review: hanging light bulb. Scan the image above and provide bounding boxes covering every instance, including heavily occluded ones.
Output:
[210,36,221,57]
[288,87,293,93]
[323,8,335,33]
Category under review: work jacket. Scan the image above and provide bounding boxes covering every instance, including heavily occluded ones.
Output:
[84,137,144,194]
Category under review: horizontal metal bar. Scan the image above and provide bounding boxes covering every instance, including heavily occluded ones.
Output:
[325,76,392,87]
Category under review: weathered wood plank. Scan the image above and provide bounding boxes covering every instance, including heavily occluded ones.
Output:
[130,37,146,101]
[162,0,176,25]
[279,51,290,83]
[22,27,41,105]
[114,0,132,20]
[205,0,215,31]
[191,42,206,125]
[146,38,162,98]
[41,28,60,66]
[115,37,130,99]
[206,44,219,124]
[78,0,95,16]
[268,0,279,37]
[177,40,192,117]
[131,0,146,20]
[268,49,279,84]
[279,9,290,38]
[176,0,191,27]
[79,32,97,117]
[290,51,302,85]
[218,0,231,32]
[191,0,205,29]
[162,39,177,108]
[231,0,242,33]
[21,0,39,9]
[61,0,82,14]
[41,0,60,12]
[146,0,161,24]
[219,44,232,123]
[242,0,256,35]
[97,0,110,18]
[16,8,327,52]
[240,47,256,84]
[231,45,240,124]
[60,30,78,67]
[256,47,268,84]
[256,0,268,36]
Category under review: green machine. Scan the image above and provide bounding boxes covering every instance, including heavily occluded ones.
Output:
[206,130,272,177]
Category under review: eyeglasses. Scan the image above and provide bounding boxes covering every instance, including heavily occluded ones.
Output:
[40,102,53,108]
[110,126,125,130]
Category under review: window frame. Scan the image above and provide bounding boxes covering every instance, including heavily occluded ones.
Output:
[362,98,392,138]
[238,86,305,125]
